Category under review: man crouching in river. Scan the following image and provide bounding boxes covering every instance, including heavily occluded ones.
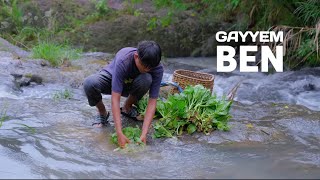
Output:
[83,40,163,148]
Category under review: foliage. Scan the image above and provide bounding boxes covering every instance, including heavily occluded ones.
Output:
[1,0,92,50]
[0,0,24,33]
[0,104,9,128]
[153,85,233,138]
[125,0,319,67]
[95,0,109,16]
[269,24,319,69]
[1,0,319,68]
[4,27,53,49]
[53,89,74,100]
[32,42,82,67]
[0,102,35,133]
[296,36,319,67]
[87,0,111,21]
[111,126,143,146]
[227,0,319,67]
[12,123,36,133]
[137,96,148,116]
[294,0,320,26]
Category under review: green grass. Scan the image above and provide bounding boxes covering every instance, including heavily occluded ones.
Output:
[0,0,23,32]
[295,0,320,26]
[32,42,82,67]
[0,104,35,133]
[0,105,9,128]
[53,89,74,101]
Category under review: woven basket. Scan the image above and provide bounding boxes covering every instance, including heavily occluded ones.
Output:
[170,69,215,94]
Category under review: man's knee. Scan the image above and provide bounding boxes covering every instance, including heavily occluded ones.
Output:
[137,73,152,89]
[83,75,102,106]
[130,73,152,99]
[83,75,96,94]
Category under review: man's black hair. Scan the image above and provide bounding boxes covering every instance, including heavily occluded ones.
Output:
[137,40,162,69]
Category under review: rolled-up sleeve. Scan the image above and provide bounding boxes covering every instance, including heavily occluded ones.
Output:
[112,60,126,94]
[149,66,164,99]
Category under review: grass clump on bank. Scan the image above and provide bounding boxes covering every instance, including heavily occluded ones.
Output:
[32,42,82,67]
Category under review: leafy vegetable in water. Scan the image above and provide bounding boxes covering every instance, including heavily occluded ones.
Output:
[111,126,143,146]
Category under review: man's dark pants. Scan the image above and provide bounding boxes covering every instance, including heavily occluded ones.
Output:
[83,70,152,107]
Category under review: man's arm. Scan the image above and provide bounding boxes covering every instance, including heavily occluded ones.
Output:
[140,97,157,144]
[112,91,130,148]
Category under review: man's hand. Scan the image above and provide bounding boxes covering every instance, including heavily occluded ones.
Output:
[140,98,157,145]
[140,134,147,145]
[112,92,129,148]
[117,132,130,148]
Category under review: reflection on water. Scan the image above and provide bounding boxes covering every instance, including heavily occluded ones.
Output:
[1,125,320,178]
[0,97,319,178]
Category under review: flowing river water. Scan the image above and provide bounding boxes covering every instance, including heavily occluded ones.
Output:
[0,48,320,178]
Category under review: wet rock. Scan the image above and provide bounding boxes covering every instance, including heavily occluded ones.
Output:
[196,121,279,144]
[28,74,43,85]
[293,152,320,167]
[40,60,49,66]
[12,74,43,88]
[0,38,31,58]
[10,73,23,79]
[82,52,114,61]
[303,83,316,91]
[276,118,320,136]
[163,136,184,146]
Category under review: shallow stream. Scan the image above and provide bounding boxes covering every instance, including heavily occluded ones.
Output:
[0,51,319,178]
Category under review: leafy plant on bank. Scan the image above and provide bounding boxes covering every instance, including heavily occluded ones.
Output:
[136,85,233,138]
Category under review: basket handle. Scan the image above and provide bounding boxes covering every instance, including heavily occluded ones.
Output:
[160,81,183,93]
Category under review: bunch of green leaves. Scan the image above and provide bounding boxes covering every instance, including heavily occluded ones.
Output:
[136,95,148,116]
[154,84,233,138]
[111,126,143,146]
[153,94,189,138]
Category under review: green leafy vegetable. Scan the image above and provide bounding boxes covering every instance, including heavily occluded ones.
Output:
[111,126,143,146]
[153,84,233,138]
[137,96,148,116]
